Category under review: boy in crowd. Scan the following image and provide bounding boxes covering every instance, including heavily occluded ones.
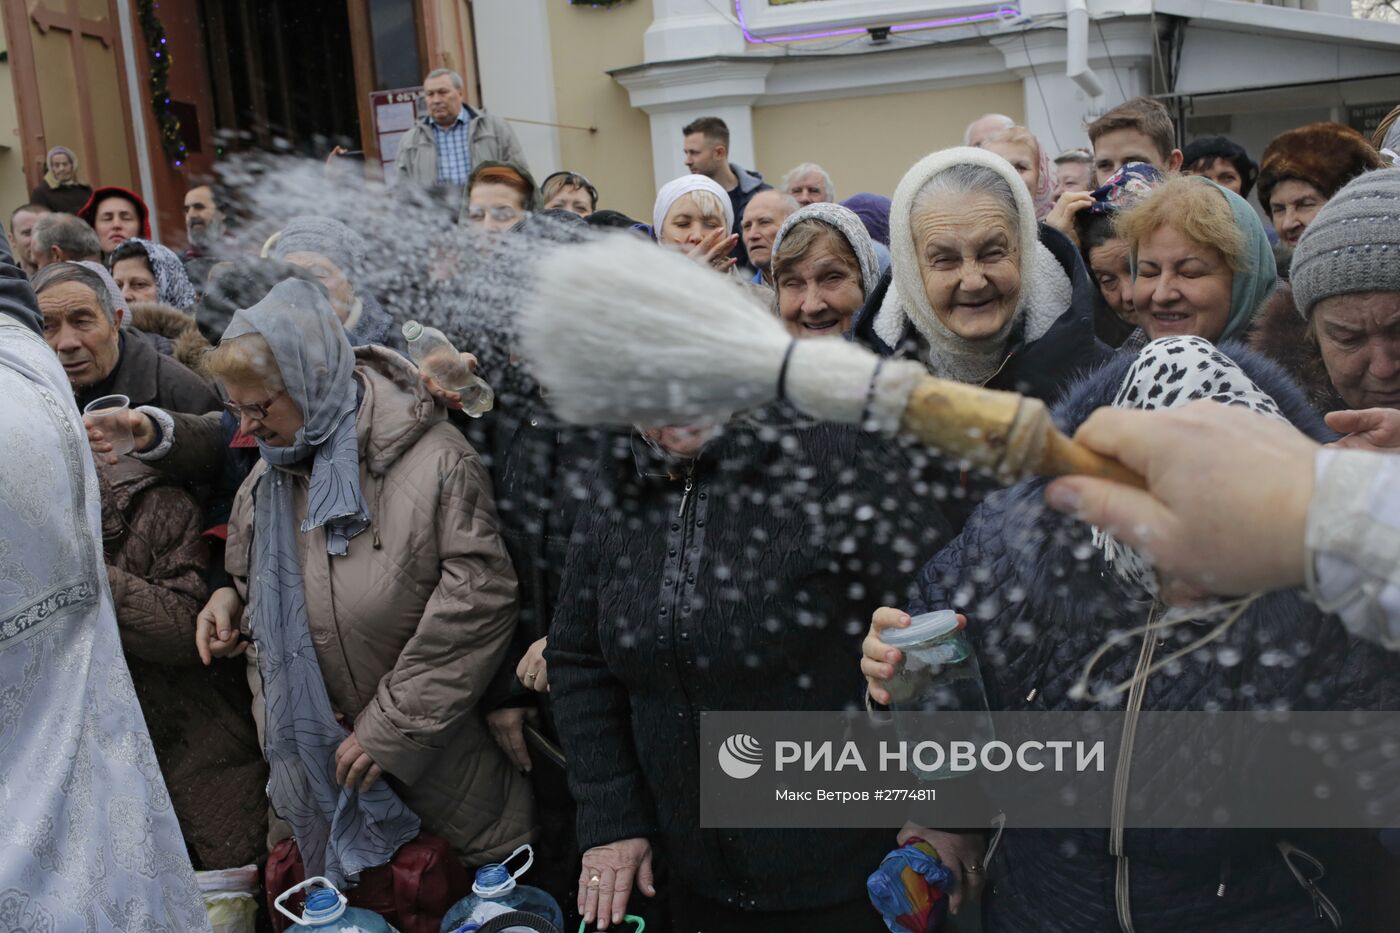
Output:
[1087,97,1184,186]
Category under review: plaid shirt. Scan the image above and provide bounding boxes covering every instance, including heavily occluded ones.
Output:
[432,106,473,185]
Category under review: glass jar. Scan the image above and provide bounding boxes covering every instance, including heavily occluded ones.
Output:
[882,610,993,780]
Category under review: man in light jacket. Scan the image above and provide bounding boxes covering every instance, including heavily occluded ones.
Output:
[394,69,528,208]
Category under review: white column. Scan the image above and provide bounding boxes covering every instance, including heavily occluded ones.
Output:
[470,0,562,177]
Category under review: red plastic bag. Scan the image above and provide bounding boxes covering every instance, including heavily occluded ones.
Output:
[265,833,470,933]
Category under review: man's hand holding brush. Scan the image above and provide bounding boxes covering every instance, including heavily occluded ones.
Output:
[1043,400,1319,600]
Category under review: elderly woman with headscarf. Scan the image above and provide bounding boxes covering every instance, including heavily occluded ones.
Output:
[1115,174,1277,346]
[108,238,198,312]
[768,202,881,337]
[852,147,1103,405]
[30,145,93,215]
[195,278,532,885]
[265,215,394,345]
[652,174,738,273]
[862,323,1400,928]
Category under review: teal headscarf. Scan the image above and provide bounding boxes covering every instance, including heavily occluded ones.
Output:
[1130,176,1277,345]
[1205,177,1277,343]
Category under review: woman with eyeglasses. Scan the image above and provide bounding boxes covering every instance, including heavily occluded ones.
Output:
[194,277,534,886]
[541,171,599,218]
[464,161,538,232]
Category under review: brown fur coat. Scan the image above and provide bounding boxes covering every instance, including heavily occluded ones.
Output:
[1247,285,1347,416]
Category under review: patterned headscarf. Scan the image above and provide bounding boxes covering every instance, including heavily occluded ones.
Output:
[1087,162,1163,216]
[117,239,197,311]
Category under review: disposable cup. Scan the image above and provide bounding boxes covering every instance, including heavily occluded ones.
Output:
[83,394,134,456]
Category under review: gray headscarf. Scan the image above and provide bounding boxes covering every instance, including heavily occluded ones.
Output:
[267,216,393,346]
[46,146,77,177]
[221,279,419,883]
[120,238,197,311]
[770,202,882,299]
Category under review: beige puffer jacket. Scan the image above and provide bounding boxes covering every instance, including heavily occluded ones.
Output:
[226,346,533,866]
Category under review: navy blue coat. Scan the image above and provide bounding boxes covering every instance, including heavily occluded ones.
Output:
[907,343,1400,931]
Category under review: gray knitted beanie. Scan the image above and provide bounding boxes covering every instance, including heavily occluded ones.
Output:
[268,216,366,277]
[1291,169,1400,318]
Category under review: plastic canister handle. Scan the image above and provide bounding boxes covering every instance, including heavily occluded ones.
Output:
[274,877,347,926]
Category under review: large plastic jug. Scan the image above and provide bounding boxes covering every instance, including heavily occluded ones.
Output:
[440,846,563,933]
[275,877,399,932]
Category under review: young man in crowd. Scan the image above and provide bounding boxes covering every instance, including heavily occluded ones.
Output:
[8,203,49,276]
[1087,96,1184,185]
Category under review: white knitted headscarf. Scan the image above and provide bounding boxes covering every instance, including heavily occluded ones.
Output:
[652,174,734,237]
[872,146,1073,384]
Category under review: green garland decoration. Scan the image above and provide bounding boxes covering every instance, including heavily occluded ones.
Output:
[136,0,185,166]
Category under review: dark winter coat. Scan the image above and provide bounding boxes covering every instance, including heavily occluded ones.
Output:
[74,327,221,415]
[30,180,93,216]
[463,390,605,708]
[128,301,211,374]
[1249,285,1347,416]
[547,415,953,913]
[906,343,1400,932]
[99,457,268,869]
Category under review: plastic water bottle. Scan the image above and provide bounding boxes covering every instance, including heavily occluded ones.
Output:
[274,877,398,931]
[401,320,495,417]
[440,845,563,933]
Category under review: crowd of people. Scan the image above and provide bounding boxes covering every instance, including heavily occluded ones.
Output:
[4,65,1400,933]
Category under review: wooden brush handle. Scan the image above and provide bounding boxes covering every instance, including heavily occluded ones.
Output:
[898,375,1145,488]
[1041,426,1146,489]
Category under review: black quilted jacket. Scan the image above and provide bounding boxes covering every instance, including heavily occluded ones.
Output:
[907,343,1400,932]
[547,414,953,912]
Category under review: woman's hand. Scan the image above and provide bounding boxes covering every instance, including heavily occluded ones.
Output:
[579,837,655,929]
[515,636,550,693]
[1325,408,1400,451]
[863,607,912,705]
[685,227,739,273]
[1044,190,1095,246]
[84,409,157,465]
[898,822,987,915]
[418,352,479,411]
[486,706,536,773]
[334,733,384,793]
[195,586,246,665]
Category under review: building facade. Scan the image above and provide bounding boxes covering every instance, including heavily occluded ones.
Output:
[2,0,1397,241]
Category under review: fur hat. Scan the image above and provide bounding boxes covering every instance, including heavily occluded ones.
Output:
[1256,122,1383,211]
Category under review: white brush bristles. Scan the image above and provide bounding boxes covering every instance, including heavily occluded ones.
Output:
[521,235,791,426]
[519,233,919,430]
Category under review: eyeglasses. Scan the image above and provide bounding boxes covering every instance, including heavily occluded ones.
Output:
[224,389,286,420]
[466,205,526,224]
[542,171,599,207]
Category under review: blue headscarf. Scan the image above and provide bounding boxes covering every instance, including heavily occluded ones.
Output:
[1192,176,1278,344]
[220,279,419,883]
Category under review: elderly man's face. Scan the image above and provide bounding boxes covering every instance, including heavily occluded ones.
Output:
[1315,292,1400,411]
[40,281,122,388]
[423,73,465,127]
[913,191,1022,341]
[741,191,795,272]
[786,171,828,206]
